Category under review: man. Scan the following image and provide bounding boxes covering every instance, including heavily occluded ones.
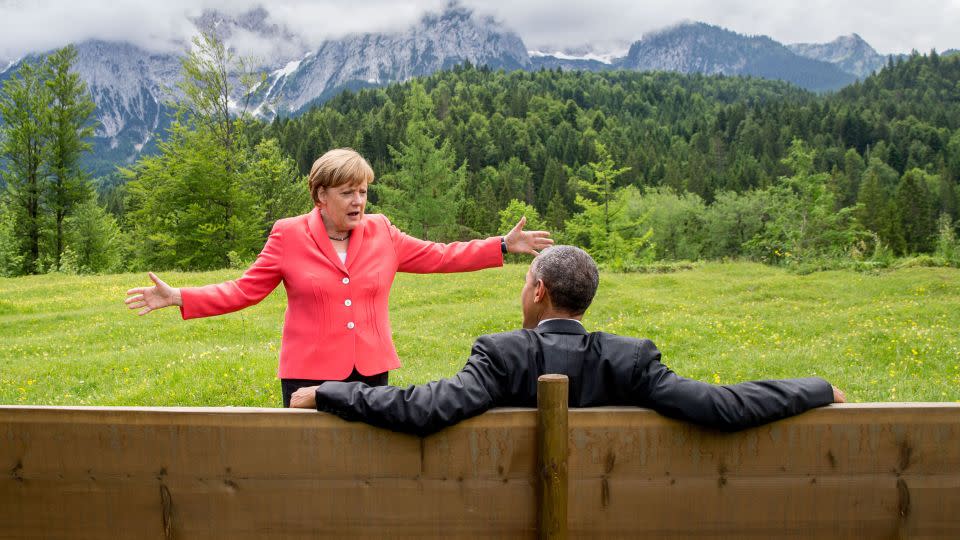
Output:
[291,246,844,436]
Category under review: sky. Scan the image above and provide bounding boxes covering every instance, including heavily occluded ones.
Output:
[2,0,959,62]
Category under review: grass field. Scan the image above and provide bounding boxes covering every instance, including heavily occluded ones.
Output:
[1,262,959,406]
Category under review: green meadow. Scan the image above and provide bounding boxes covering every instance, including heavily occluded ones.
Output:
[1,262,958,407]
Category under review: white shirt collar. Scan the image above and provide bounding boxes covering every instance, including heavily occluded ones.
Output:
[538,318,584,327]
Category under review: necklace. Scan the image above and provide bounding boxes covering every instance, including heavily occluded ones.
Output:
[328,232,350,241]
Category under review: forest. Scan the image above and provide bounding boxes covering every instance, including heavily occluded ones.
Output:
[2,35,959,275]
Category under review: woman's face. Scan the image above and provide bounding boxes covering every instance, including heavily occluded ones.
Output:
[319,180,368,232]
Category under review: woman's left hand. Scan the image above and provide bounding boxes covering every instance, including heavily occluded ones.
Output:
[504,216,554,256]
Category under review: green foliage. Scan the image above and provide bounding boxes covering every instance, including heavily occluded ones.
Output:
[0,58,50,273]
[10,50,951,274]
[0,46,103,275]
[497,199,545,263]
[934,214,960,264]
[0,197,25,276]
[122,33,284,271]
[565,143,654,268]
[123,124,264,270]
[44,45,97,269]
[242,138,312,234]
[377,83,466,241]
[893,168,938,254]
[241,54,960,269]
[633,187,707,261]
[498,199,545,233]
[64,196,124,274]
[745,140,863,264]
[701,190,770,259]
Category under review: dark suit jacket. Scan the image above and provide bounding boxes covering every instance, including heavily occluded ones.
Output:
[314,319,834,436]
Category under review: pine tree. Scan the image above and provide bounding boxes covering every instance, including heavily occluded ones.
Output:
[44,45,97,270]
[856,166,889,234]
[377,84,465,241]
[0,60,50,273]
[565,142,653,266]
[840,148,865,208]
[894,169,937,254]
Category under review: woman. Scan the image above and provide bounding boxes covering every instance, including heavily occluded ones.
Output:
[125,148,552,407]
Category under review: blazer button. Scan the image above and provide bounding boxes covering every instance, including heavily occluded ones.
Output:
[346,322,355,329]
[344,299,352,306]
[342,277,350,284]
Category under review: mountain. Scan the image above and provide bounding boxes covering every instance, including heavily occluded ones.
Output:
[529,53,609,71]
[616,22,855,92]
[190,6,308,71]
[72,41,182,173]
[788,33,887,78]
[255,5,529,116]
[0,41,181,176]
[528,44,623,71]
[3,5,946,177]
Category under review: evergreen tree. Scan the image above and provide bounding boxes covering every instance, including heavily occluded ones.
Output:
[856,166,890,235]
[894,169,937,254]
[0,60,50,273]
[44,45,97,270]
[64,195,123,274]
[0,196,24,275]
[537,158,568,213]
[840,148,865,208]
[544,190,569,232]
[565,142,653,266]
[377,86,465,241]
[746,140,861,262]
[243,138,312,235]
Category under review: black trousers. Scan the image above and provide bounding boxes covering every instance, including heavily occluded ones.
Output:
[281,368,389,408]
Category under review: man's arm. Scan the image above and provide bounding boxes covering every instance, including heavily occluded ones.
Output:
[632,340,836,430]
[302,339,505,437]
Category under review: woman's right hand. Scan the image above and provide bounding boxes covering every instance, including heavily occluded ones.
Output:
[125,272,182,316]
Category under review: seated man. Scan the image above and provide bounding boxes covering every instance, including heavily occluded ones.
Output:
[291,246,844,435]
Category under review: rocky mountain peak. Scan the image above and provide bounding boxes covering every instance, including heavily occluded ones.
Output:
[257,2,529,116]
[620,22,853,91]
[788,33,885,78]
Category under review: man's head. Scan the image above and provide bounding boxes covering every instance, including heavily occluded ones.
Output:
[521,245,599,328]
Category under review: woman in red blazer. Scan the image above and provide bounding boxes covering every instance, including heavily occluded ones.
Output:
[125,148,552,406]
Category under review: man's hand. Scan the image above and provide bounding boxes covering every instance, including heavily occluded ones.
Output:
[832,385,846,403]
[125,272,182,316]
[290,385,320,408]
[504,216,553,256]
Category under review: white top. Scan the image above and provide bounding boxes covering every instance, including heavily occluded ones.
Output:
[538,318,584,328]
[337,251,347,264]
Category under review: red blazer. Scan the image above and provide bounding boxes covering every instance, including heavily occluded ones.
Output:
[180,209,503,380]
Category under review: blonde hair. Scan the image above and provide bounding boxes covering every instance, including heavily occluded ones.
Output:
[308,148,375,205]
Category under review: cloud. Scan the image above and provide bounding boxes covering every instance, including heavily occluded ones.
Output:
[0,0,447,60]
[1,0,958,62]
[463,0,960,54]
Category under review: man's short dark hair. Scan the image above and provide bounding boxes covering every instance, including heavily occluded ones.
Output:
[531,246,599,315]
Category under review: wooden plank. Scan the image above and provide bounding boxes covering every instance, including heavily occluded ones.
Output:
[1,404,959,539]
[565,404,960,539]
[0,407,538,539]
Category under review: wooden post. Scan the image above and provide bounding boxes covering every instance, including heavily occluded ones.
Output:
[537,374,569,540]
